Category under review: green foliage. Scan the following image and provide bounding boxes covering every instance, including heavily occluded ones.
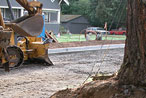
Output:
[61,0,90,15]
[61,0,127,30]
[59,26,67,34]
[56,34,126,42]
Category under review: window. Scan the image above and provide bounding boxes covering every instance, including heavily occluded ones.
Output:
[43,11,58,23]
[5,9,11,20]
[13,9,21,19]
[44,12,50,22]
[1,8,4,18]
[3,8,20,21]
[50,12,58,23]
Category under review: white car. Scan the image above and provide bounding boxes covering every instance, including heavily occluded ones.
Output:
[86,27,109,35]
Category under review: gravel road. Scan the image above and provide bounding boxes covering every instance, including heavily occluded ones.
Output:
[0,48,124,98]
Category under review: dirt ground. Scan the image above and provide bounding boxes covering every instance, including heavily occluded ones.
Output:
[51,79,146,98]
[0,48,124,98]
[49,40,125,49]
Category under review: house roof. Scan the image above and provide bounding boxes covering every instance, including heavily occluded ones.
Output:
[52,0,69,5]
[0,0,21,7]
[0,0,63,10]
[60,0,69,5]
[61,15,82,22]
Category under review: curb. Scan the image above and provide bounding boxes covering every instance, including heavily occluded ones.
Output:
[48,44,125,54]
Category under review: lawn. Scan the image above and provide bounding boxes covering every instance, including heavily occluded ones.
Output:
[56,34,126,42]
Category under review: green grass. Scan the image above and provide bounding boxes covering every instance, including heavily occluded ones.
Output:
[56,34,126,42]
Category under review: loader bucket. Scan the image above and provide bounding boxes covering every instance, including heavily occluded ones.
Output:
[6,14,44,37]
[34,49,54,66]
[25,49,54,66]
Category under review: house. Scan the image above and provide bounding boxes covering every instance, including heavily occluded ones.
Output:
[0,0,69,34]
[61,15,90,34]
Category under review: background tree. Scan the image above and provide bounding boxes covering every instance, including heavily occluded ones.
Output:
[88,0,127,29]
[61,0,89,15]
[61,0,127,30]
[118,0,146,86]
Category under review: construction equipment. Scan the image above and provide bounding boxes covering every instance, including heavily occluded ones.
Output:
[7,0,44,37]
[0,0,54,71]
[0,8,13,71]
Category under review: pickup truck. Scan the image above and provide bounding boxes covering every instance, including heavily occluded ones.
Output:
[109,30,127,35]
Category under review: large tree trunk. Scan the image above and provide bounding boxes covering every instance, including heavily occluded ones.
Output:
[118,0,146,86]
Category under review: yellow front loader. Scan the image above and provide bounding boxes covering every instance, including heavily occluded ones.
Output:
[0,0,54,71]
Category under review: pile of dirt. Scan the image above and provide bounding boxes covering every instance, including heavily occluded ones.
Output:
[49,40,125,49]
[50,78,146,98]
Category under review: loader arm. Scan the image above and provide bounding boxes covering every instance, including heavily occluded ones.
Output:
[5,0,44,37]
[0,9,13,71]
[16,0,43,15]
[0,9,5,28]
[16,0,34,14]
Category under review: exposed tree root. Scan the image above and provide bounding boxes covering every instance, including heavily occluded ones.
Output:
[50,78,146,98]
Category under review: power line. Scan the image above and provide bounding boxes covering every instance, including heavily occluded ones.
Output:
[108,0,124,30]
[116,2,127,29]
[81,0,126,85]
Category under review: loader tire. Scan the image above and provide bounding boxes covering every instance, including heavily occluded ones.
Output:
[6,46,24,68]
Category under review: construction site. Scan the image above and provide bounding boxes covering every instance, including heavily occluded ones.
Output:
[0,48,124,97]
[0,0,146,98]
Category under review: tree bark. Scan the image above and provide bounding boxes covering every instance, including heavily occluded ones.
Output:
[118,0,146,86]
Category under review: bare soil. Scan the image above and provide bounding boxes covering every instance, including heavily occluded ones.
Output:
[0,48,124,98]
[49,40,125,49]
[51,79,146,98]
